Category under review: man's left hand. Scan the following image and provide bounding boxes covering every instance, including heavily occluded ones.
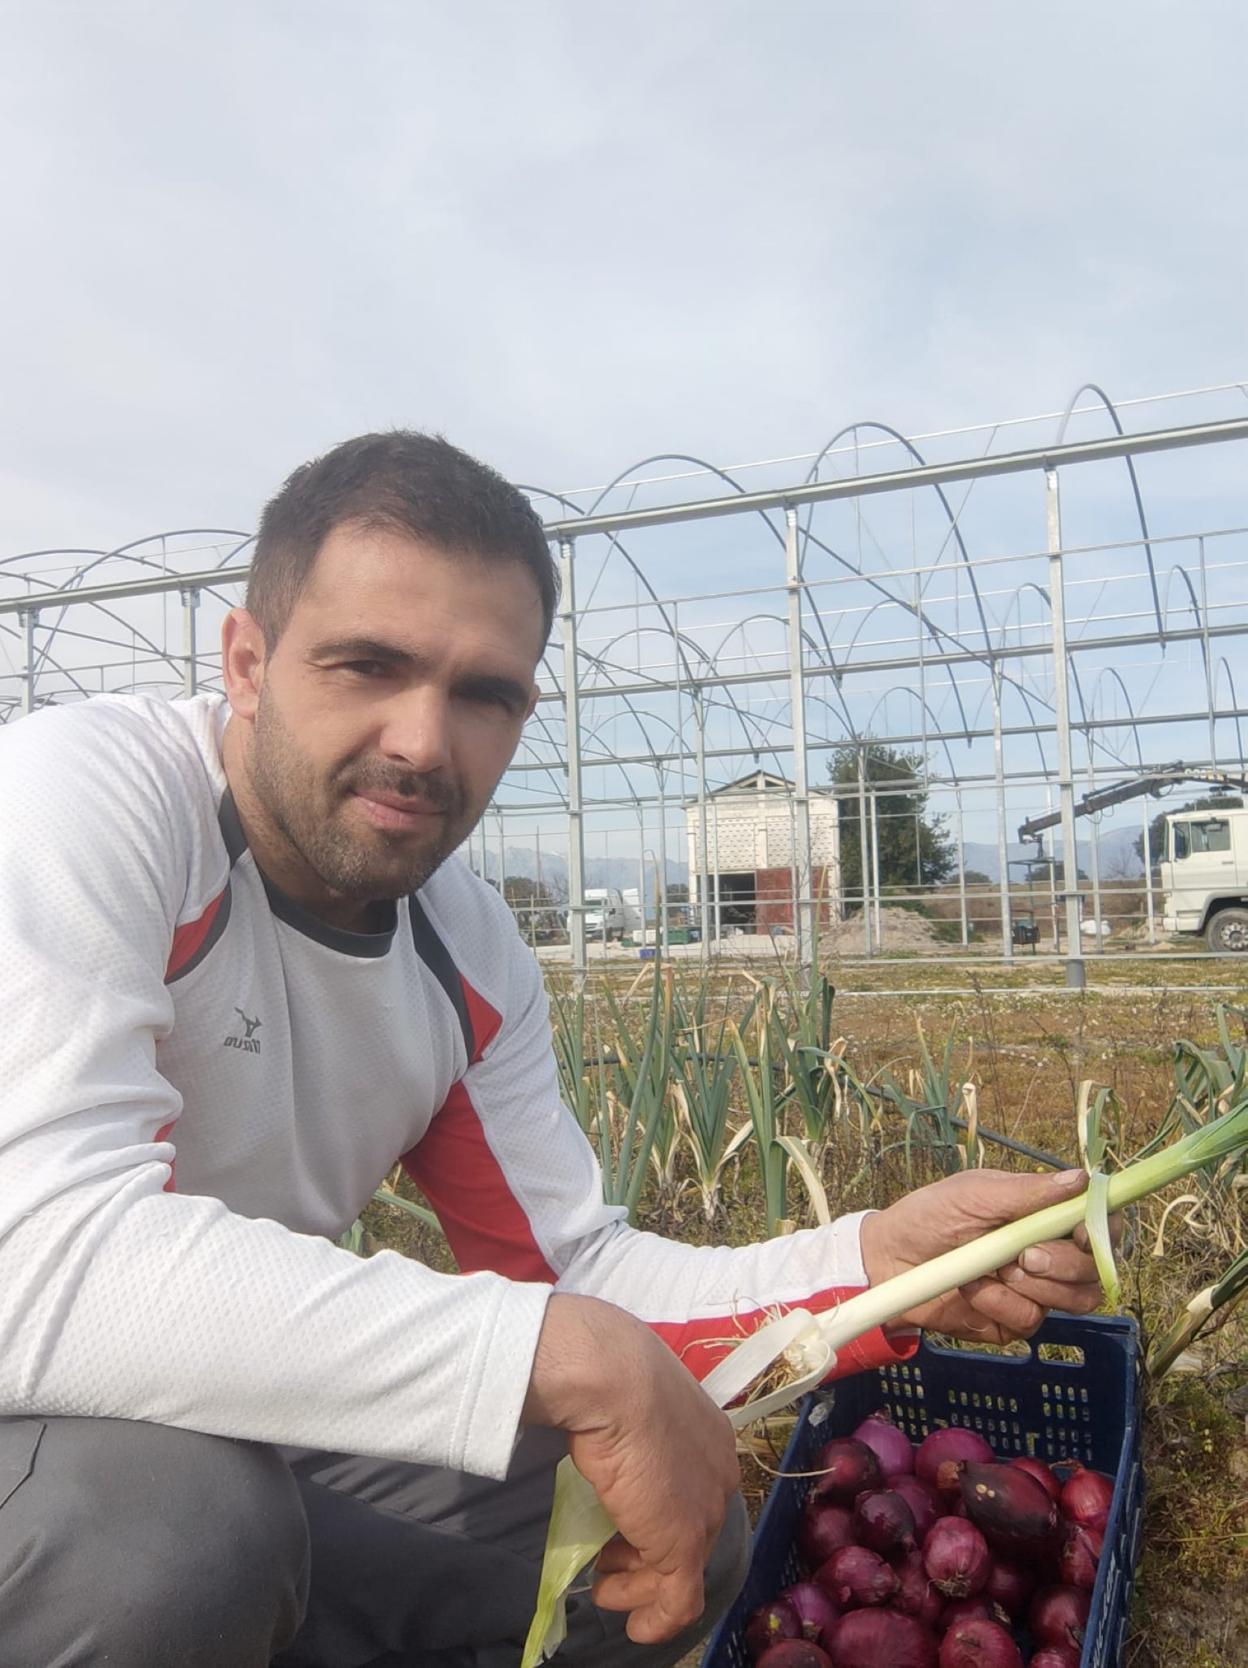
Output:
[858,1168,1117,1345]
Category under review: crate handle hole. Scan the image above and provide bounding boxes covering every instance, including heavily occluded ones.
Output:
[1037,1343,1086,1366]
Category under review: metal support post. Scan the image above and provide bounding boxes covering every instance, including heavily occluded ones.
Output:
[858,748,872,954]
[693,689,712,951]
[869,787,883,949]
[785,508,815,968]
[180,588,200,698]
[955,788,969,947]
[1047,468,1085,988]
[657,771,669,955]
[1140,801,1157,943]
[559,539,587,975]
[20,609,38,714]
[992,667,1013,958]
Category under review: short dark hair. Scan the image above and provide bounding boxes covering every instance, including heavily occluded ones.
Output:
[246,431,559,648]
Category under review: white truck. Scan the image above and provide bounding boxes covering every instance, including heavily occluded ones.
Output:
[582,886,643,941]
[1018,763,1248,953]
[1160,805,1248,952]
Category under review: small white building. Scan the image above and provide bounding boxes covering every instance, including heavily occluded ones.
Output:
[684,770,841,930]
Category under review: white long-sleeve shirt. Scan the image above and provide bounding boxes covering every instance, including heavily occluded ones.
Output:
[0,693,910,1480]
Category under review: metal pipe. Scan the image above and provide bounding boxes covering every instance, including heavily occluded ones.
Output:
[785,508,815,967]
[559,539,587,975]
[1046,470,1086,988]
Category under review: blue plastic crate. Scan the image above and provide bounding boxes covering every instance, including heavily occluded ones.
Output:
[701,1313,1143,1668]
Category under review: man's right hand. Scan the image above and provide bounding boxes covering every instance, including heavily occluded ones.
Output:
[522,1293,740,1645]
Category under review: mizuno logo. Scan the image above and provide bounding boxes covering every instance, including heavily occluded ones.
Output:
[224,1007,263,1054]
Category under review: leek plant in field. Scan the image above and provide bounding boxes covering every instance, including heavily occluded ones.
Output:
[670,978,759,1221]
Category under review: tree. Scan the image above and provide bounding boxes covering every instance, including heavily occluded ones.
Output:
[1134,796,1242,868]
[828,743,956,896]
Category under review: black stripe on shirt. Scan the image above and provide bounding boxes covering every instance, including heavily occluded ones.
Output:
[409,897,474,1063]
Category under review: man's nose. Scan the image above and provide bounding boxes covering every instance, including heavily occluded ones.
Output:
[379,688,453,774]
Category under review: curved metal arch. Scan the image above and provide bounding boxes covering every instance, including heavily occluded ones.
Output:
[702,608,855,742]
[517,477,787,750]
[1055,383,1162,635]
[1159,562,1207,665]
[858,687,963,785]
[1212,657,1248,775]
[966,663,1054,779]
[838,595,972,739]
[801,420,993,654]
[1071,665,1148,774]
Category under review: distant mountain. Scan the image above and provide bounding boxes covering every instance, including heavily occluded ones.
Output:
[960,827,1144,884]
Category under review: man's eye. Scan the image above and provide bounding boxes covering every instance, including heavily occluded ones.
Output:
[342,660,388,678]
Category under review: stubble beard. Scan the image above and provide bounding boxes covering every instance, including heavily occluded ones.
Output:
[250,686,474,902]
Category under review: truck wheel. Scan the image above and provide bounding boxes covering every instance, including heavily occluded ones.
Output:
[1206,908,1248,953]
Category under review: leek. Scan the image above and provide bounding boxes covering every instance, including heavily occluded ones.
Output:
[522,1094,1248,1668]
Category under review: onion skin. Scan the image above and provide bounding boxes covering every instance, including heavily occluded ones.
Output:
[756,1641,834,1668]
[815,1544,898,1609]
[982,1558,1034,1617]
[826,1608,938,1668]
[1008,1456,1062,1504]
[891,1475,942,1542]
[811,1438,883,1504]
[1029,1584,1091,1649]
[1029,1648,1082,1668]
[958,1462,1058,1553]
[1059,1463,1114,1535]
[1054,1522,1104,1592]
[916,1429,995,1497]
[938,1597,1000,1633]
[746,1599,802,1659]
[797,1500,856,1570]
[780,1582,841,1647]
[936,1615,1024,1668]
[922,1517,992,1599]
[892,1548,944,1627]
[854,1488,918,1555]
[852,1412,916,1477]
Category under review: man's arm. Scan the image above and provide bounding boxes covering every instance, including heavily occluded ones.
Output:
[0,702,550,1477]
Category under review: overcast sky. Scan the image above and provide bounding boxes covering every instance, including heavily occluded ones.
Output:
[2,0,1246,558]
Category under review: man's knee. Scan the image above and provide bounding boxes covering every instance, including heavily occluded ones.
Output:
[0,1415,308,1667]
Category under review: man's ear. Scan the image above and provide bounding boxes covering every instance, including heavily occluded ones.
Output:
[221,608,268,721]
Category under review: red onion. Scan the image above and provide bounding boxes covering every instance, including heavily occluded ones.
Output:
[982,1557,1034,1617]
[915,1428,995,1497]
[1008,1455,1061,1504]
[797,1500,856,1570]
[746,1598,802,1658]
[811,1438,883,1504]
[938,1597,1000,1633]
[891,1548,944,1627]
[922,1517,992,1598]
[854,1488,917,1554]
[1029,1648,1082,1668]
[852,1411,916,1477]
[756,1641,834,1668]
[1058,1463,1114,1534]
[957,1462,1058,1553]
[815,1544,898,1609]
[780,1582,841,1646]
[936,1614,1023,1667]
[890,1475,942,1542]
[826,1608,938,1668]
[1029,1584,1091,1650]
[1054,1521,1104,1591]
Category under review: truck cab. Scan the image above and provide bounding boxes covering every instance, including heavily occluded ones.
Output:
[583,887,643,941]
[1160,806,1248,950]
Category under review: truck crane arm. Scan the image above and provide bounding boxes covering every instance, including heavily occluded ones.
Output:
[1017,763,1248,847]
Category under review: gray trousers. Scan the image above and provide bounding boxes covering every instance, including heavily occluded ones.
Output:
[0,1415,749,1668]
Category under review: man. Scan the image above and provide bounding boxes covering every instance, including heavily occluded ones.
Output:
[0,432,1106,1668]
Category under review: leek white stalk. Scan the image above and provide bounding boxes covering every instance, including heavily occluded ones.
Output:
[521,1096,1248,1668]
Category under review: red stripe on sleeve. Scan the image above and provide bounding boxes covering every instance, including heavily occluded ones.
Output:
[165,891,225,980]
[403,1082,558,1284]
[460,977,503,1063]
[649,1284,920,1383]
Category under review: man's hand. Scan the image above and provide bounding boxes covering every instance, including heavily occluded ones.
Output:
[523,1293,740,1645]
[858,1168,1118,1344]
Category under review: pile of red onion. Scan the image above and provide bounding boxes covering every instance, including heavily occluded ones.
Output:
[743,1413,1115,1668]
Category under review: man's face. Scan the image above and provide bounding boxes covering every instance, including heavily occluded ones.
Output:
[237,523,545,909]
